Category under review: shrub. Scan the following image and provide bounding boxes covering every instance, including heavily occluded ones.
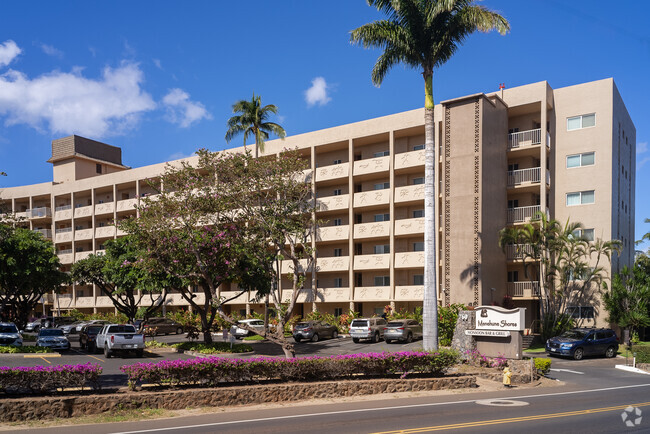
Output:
[0,346,52,354]
[437,304,468,346]
[120,350,459,390]
[173,342,253,354]
[463,349,507,368]
[0,363,102,394]
[633,345,650,364]
[534,357,552,375]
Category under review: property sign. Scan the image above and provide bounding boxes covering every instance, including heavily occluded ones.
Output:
[474,306,525,331]
[465,329,511,337]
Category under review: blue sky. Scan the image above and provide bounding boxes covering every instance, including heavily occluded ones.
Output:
[0,1,648,248]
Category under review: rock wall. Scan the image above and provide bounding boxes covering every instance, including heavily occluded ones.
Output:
[0,376,476,422]
[451,310,476,357]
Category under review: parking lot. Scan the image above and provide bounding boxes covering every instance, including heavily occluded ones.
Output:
[1,333,425,388]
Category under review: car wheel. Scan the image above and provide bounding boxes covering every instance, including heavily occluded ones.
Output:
[406,333,413,344]
[176,327,184,335]
[135,349,144,358]
[294,337,301,343]
[605,346,616,358]
[311,333,319,343]
[385,339,392,344]
[372,332,379,343]
[104,345,112,359]
[332,330,338,339]
[573,347,584,360]
[353,338,360,343]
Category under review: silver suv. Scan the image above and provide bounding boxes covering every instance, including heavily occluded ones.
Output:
[349,318,387,343]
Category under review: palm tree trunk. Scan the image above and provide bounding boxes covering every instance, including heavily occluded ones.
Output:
[422,73,439,351]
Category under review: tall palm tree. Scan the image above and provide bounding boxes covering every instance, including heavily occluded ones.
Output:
[225,93,286,158]
[351,0,509,350]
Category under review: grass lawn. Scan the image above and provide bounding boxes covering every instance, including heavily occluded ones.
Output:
[618,341,650,358]
[523,343,546,353]
[243,334,265,341]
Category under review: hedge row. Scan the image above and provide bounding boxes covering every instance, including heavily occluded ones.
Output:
[633,345,650,364]
[0,346,52,354]
[120,350,459,390]
[0,363,102,394]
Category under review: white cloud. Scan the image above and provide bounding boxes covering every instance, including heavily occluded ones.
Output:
[637,141,647,155]
[305,76,331,107]
[638,156,650,170]
[41,44,63,59]
[0,40,21,68]
[168,151,194,161]
[0,61,156,138]
[152,58,162,69]
[162,88,211,128]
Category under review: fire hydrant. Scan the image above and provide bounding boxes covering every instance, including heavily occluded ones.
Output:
[503,366,512,387]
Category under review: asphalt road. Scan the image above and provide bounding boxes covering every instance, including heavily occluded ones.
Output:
[12,357,650,433]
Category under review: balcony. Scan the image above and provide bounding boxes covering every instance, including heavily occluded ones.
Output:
[116,198,138,212]
[354,286,390,301]
[56,293,74,309]
[353,189,389,208]
[75,251,95,261]
[505,244,535,261]
[55,227,72,243]
[317,225,349,242]
[395,149,425,170]
[316,287,350,302]
[75,228,94,241]
[26,207,51,219]
[508,129,541,149]
[394,252,425,269]
[353,221,390,239]
[316,256,350,272]
[507,281,540,298]
[353,155,389,176]
[315,162,349,182]
[95,226,116,238]
[57,250,73,264]
[74,205,92,218]
[354,253,390,270]
[54,205,72,221]
[395,285,425,300]
[507,167,551,189]
[394,184,425,204]
[220,291,247,304]
[507,205,549,224]
[33,228,52,239]
[75,296,95,307]
[394,218,425,236]
[281,258,311,274]
[317,194,349,212]
[95,202,115,215]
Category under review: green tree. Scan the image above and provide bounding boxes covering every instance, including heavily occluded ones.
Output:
[603,263,650,341]
[71,236,175,324]
[499,214,621,340]
[225,93,286,158]
[0,224,68,329]
[351,0,509,350]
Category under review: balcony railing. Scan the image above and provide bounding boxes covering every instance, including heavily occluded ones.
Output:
[508,128,541,149]
[507,167,540,187]
[505,244,535,260]
[55,227,72,234]
[55,205,71,212]
[58,249,73,255]
[507,281,541,297]
[507,205,548,224]
[33,229,52,238]
[26,207,51,218]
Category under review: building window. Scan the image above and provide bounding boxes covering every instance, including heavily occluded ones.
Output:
[374,213,390,222]
[413,209,424,218]
[413,242,424,252]
[507,199,519,209]
[413,177,425,185]
[566,190,595,206]
[374,244,390,254]
[566,152,595,168]
[374,182,390,190]
[373,151,390,158]
[334,278,343,288]
[334,248,342,257]
[96,164,102,174]
[572,228,595,241]
[374,276,390,286]
[334,218,342,226]
[566,306,594,319]
[567,113,596,131]
[333,189,342,196]
[507,271,519,282]
[334,307,343,317]
[413,144,425,151]
[413,274,424,285]
[333,159,342,165]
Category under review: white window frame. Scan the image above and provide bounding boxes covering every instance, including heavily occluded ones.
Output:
[374,244,390,254]
[373,150,390,158]
[413,209,424,218]
[566,152,595,168]
[566,190,595,206]
[374,275,390,286]
[567,113,596,131]
[413,177,425,185]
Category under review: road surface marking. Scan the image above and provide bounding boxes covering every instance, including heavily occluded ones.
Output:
[475,399,529,407]
[23,353,60,358]
[372,401,650,433]
[109,383,650,434]
[86,354,104,362]
[550,368,584,375]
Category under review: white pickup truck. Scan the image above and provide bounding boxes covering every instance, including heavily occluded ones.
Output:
[95,324,145,358]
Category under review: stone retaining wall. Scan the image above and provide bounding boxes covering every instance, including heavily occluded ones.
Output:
[638,363,650,373]
[0,375,476,422]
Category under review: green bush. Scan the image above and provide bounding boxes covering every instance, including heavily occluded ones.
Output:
[0,363,102,394]
[0,346,52,354]
[633,345,650,364]
[535,357,552,375]
[172,342,253,354]
[437,304,468,346]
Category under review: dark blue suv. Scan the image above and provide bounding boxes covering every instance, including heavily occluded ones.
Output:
[546,328,619,360]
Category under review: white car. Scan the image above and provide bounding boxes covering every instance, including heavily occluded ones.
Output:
[0,323,23,346]
[36,328,70,350]
[75,320,109,333]
[230,319,265,339]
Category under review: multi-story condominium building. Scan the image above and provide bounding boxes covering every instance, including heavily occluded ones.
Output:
[0,78,635,327]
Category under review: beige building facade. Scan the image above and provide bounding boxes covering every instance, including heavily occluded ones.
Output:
[0,78,635,327]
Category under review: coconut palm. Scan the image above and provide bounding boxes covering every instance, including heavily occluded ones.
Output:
[351,0,509,350]
[225,93,286,158]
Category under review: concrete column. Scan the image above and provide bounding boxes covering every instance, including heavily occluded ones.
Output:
[540,99,548,215]
[348,138,355,312]
[389,130,395,307]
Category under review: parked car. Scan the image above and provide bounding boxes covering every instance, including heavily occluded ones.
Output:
[75,320,110,333]
[0,323,23,346]
[383,319,423,343]
[139,318,184,335]
[349,318,387,343]
[96,324,145,358]
[79,324,105,353]
[230,319,265,339]
[59,320,86,335]
[24,319,42,333]
[293,321,338,342]
[546,328,619,360]
[36,328,70,350]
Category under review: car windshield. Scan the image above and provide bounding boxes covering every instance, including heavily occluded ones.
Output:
[40,329,64,337]
[295,323,311,329]
[351,320,368,327]
[559,330,586,339]
[86,326,103,334]
[0,325,18,333]
[108,325,136,333]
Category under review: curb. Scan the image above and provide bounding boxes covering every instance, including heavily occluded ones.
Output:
[615,364,650,375]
